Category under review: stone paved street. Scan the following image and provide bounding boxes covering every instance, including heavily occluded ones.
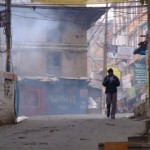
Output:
[0,114,145,150]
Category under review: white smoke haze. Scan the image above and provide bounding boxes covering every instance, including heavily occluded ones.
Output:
[10,7,88,77]
[12,8,60,43]
[9,6,100,116]
[11,7,65,77]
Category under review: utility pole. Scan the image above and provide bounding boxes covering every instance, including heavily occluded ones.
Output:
[101,2,108,114]
[103,2,108,78]
[147,0,150,115]
[5,0,12,72]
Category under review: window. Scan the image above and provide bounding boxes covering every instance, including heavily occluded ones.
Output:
[129,34,134,47]
[47,52,61,76]
[130,4,134,20]
[142,3,147,13]
[142,23,148,35]
[134,30,139,48]
[140,22,148,40]
[135,1,139,17]
[47,52,61,67]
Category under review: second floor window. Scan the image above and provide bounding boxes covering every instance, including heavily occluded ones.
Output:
[47,52,61,67]
[47,51,62,76]
[129,34,134,47]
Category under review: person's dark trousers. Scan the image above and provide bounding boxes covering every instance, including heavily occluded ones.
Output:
[107,104,111,117]
[106,93,117,118]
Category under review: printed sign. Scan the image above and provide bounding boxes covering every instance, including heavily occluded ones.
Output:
[0,71,17,81]
[107,45,118,59]
[117,46,134,59]
[134,63,147,86]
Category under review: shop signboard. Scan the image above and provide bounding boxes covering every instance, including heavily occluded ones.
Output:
[107,45,118,58]
[107,45,134,59]
[134,63,147,86]
[117,46,134,59]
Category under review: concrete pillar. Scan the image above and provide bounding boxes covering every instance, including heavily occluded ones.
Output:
[0,72,16,125]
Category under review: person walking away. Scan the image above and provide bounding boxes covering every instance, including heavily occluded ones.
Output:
[102,68,120,119]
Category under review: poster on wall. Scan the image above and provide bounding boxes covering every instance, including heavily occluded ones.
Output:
[117,46,134,60]
[134,63,147,86]
[107,44,118,59]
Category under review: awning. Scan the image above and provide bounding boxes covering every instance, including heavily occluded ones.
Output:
[11,5,107,29]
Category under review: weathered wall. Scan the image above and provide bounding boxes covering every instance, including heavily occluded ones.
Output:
[61,25,87,77]
[13,50,47,77]
[12,45,88,78]
[10,6,89,78]
[0,72,16,125]
[12,23,88,78]
[62,51,87,77]
[62,24,86,44]
[128,13,147,33]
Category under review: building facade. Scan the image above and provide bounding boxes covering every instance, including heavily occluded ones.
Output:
[4,6,105,116]
[112,1,148,113]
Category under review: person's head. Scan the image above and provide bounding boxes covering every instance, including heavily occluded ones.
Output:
[107,68,113,75]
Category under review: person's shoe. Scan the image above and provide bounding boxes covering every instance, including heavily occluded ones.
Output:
[111,116,115,119]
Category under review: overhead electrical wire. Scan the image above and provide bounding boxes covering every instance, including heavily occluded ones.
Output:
[87,16,105,44]
[9,0,147,28]
[12,11,147,26]
[12,0,108,55]
[10,0,148,51]
[88,23,105,50]
[89,18,147,51]
[9,0,146,28]
[88,7,147,56]
[11,1,147,70]
[12,8,147,17]
[12,13,88,27]
[88,17,147,51]
[89,1,147,72]
[12,0,98,27]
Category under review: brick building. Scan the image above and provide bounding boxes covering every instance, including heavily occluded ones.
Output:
[112,1,148,112]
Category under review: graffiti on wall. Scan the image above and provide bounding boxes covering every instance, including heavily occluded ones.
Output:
[4,81,14,99]
[49,95,76,104]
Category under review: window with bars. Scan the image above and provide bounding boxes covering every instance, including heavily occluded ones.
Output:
[129,34,134,47]
[47,51,62,76]
[134,29,139,48]
[140,22,147,40]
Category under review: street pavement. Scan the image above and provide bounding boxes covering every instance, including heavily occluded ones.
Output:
[0,113,145,150]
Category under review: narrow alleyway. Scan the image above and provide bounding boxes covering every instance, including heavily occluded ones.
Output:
[0,114,145,150]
